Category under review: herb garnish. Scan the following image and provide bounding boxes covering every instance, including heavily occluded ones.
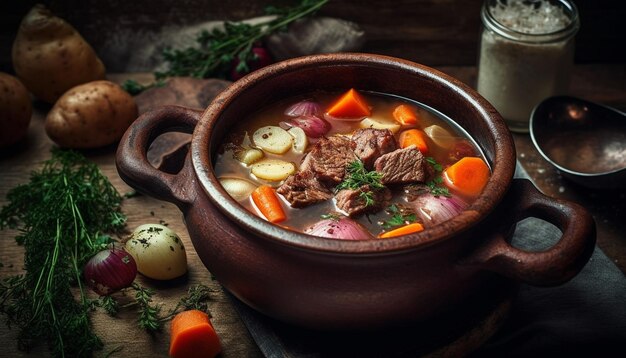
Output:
[101,284,216,333]
[121,79,166,95]
[0,149,126,356]
[321,213,340,221]
[425,157,451,197]
[381,204,417,229]
[122,0,328,94]
[336,160,385,207]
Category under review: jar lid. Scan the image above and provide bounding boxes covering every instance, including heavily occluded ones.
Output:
[481,0,580,43]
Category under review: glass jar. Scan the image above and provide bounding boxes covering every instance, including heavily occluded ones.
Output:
[476,0,580,133]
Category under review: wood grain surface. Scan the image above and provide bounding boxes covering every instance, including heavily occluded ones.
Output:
[0,64,624,357]
[0,74,262,358]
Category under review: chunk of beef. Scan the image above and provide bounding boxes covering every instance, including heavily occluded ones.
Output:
[300,135,357,184]
[374,145,432,184]
[277,171,333,208]
[352,128,398,169]
[335,185,392,217]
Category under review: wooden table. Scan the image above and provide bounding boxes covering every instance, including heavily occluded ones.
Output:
[1,64,624,357]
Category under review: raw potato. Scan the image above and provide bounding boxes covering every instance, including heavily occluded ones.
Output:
[220,177,257,201]
[359,117,401,133]
[287,127,308,153]
[251,159,296,181]
[0,73,32,148]
[125,224,187,280]
[12,5,106,103]
[252,126,293,154]
[45,80,138,148]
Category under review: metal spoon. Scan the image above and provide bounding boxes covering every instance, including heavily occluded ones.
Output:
[530,96,626,189]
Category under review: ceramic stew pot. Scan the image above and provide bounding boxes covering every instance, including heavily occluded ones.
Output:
[116,53,595,330]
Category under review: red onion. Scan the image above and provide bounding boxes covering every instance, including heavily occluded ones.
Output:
[84,248,137,296]
[230,47,274,81]
[284,100,322,117]
[324,112,367,122]
[289,115,331,138]
[305,217,372,240]
[410,193,468,227]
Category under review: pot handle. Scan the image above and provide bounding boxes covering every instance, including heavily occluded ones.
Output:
[116,105,202,208]
[462,179,596,286]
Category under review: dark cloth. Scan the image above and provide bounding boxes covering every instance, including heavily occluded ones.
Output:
[228,163,626,357]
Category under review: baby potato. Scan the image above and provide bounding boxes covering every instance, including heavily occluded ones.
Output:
[252,126,293,154]
[11,5,106,103]
[251,159,296,181]
[0,73,32,148]
[125,224,187,280]
[359,117,401,134]
[45,80,138,149]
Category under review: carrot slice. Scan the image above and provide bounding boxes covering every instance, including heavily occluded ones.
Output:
[392,104,419,125]
[378,223,424,238]
[251,185,287,223]
[443,157,490,198]
[326,88,371,118]
[169,310,221,358]
[399,129,429,154]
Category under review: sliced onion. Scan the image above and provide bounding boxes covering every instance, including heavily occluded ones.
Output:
[289,115,331,138]
[305,217,372,240]
[324,112,367,122]
[284,100,322,117]
[409,192,468,227]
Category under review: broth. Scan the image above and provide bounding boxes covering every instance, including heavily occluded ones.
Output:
[214,89,490,239]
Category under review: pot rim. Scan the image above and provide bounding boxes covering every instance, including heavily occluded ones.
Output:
[191,53,515,254]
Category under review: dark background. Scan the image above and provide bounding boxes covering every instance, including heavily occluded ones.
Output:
[2,0,625,73]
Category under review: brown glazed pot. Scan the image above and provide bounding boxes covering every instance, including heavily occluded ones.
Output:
[116,53,595,330]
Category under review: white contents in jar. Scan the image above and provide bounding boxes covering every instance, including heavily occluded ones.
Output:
[477,0,577,133]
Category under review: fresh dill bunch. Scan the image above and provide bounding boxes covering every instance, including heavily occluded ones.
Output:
[337,160,385,206]
[0,149,126,357]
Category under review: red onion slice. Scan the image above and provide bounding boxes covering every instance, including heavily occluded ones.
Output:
[289,115,331,138]
[410,193,468,227]
[305,217,372,240]
[284,100,322,117]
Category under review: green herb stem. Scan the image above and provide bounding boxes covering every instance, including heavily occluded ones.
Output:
[0,149,126,356]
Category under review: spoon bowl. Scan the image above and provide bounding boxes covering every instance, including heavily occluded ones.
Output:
[530,96,626,189]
